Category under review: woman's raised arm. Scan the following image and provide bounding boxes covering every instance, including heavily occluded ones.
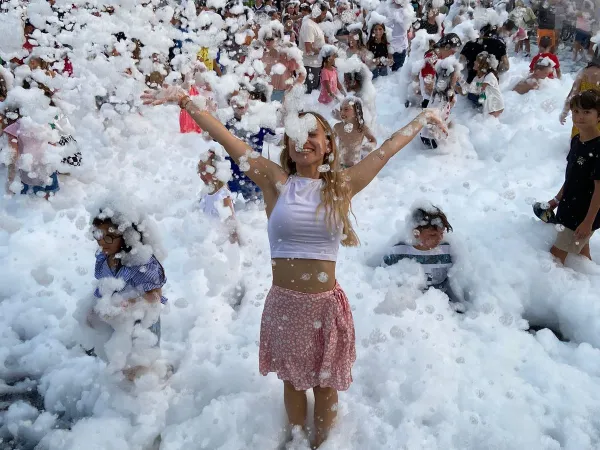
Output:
[344,110,446,196]
[141,85,287,193]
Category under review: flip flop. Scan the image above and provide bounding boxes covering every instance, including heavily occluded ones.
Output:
[533,202,557,224]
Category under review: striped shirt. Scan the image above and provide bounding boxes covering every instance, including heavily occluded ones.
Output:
[94,252,168,304]
[383,242,453,290]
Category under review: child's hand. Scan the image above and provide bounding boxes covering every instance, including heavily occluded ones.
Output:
[574,220,593,240]
[141,84,188,106]
[419,109,448,136]
[547,198,559,210]
[559,109,569,125]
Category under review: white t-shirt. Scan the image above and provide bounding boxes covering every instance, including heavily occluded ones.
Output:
[200,186,233,220]
[299,18,326,68]
[481,72,504,115]
[389,9,409,53]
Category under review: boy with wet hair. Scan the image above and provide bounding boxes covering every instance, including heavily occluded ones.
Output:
[383,206,458,301]
[546,90,600,264]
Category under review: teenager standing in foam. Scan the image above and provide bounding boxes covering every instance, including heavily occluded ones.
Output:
[142,85,445,448]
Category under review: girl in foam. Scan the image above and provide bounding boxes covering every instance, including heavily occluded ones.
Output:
[466,51,504,117]
[333,96,377,168]
[142,84,446,448]
[318,45,346,105]
[83,201,167,381]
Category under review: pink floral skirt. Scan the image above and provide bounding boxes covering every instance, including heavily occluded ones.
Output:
[259,282,356,391]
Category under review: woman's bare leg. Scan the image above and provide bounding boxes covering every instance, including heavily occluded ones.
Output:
[284,381,308,430]
[312,386,338,448]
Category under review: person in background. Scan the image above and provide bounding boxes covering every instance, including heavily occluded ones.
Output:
[545,90,600,265]
[535,0,557,53]
[367,23,393,79]
[573,1,594,63]
[319,47,347,104]
[513,60,555,95]
[460,23,510,84]
[198,150,238,243]
[388,0,410,71]
[530,36,561,79]
[560,48,600,136]
[333,96,377,168]
[510,0,536,56]
[299,2,328,93]
[224,90,276,202]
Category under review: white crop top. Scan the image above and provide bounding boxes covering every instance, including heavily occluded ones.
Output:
[267,176,343,261]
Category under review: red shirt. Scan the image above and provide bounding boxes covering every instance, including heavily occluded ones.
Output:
[530,52,560,78]
[420,50,438,80]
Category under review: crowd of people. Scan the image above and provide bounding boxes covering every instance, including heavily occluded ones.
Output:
[2,0,600,447]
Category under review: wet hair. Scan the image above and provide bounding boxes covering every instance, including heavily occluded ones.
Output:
[434,33,462,50]
[342,97,366,132]
[321,51,336,68]
[475,51,499,79]
[349,29,364,47]
[250,82,268,102]
[480,24,498,38]
[503,19,516,32]
[412,207,453,232]
[344,70,363,90]
[570,90,600,115]
[539,36,552,49]
[91,215,166,278]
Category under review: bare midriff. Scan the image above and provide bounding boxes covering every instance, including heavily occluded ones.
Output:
[271,258,337,293]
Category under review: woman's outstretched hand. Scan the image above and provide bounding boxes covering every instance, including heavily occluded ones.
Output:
[141,84,188,106]
[419,109,448,136]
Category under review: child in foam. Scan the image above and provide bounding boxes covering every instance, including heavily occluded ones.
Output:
[512,61,555,95]
[86,205,167,380]
[367,23,393,79]
[382,205,460,302]
[319,46,347,104]
[333,97,377,168]
[545,91,600,265]
[198,150,238,243]
[530,36,561,80]
[467,51,504,117]
[142,84,446,449]
[3,113,60,198]
[418,33,463,149]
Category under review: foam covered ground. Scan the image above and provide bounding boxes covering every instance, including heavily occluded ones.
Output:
[2,16,600,449]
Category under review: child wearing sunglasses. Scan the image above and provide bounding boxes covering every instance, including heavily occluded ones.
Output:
[85,204,167,380]
[382,205,459,302]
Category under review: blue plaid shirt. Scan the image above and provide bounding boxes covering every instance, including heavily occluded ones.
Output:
[94,252,168,304]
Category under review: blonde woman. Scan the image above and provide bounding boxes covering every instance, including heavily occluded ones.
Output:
[141,86,445,448]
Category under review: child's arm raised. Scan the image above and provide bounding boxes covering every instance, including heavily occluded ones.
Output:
[141,85,287,198]
[575,181,600,240]
[344,110,446,196]
[561,70,584,124]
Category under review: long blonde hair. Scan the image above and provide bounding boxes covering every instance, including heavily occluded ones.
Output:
[280,112,359,247]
